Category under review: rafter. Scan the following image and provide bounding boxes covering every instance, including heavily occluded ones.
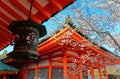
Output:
[0,1,24,20]
[67,53,78,58]
[0,30,13,39]
[0,37,9,43]
[9,0,29,17]
[49,0,63,10]
[0,25,13,34]
[0,38,11,43]
[0,12,11,23]
[28,0,51,18]
[9,0,42,23]
[39,46,62,55]
[0,42,9,47]
[0,47,5,50]
[0,19,8,28]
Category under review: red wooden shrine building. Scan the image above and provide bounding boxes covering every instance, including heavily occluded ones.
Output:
[3,25,120,79]
[1,0,120,79]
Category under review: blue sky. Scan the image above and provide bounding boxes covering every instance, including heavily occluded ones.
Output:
[0,0,120,55]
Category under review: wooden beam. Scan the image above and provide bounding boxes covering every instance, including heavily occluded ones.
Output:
[0,25,12,34]
[0,1,24,20]
[0,38,9,45]
[67,53,78,58]
[113,59,120,64]
[52,66,63,68]
[52,57,73,63]
[52,53,63,58]
[0,34,11,41]
[0,31,12,39]
[0,39,10,44]
[52,58,63,63]
[9,0,41,23]
[28,0,51,18]
[3,57,14,63]
[0,19,8,28]
[9,0,29,16]
[0,42,9,46]
[0,47,5,50]
[37,65,49,69]
[39,46,62,55]
[38,40,59,51]
[0,11,12,23]
[49,0,63,10]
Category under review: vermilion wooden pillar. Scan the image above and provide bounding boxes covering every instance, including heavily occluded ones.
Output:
[63,49,68,79]
[34,63,38,79]
[26,67,28,79]
[22,69,28,79]
[48,55,52,79]
[104,66,108,79]
[98,66,102,79]
[3,75,6,79]
[79,63,83,79]
[21,66,28,79]
[90,65,95,79]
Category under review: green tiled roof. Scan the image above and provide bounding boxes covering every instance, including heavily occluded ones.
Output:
[0,61,19,72]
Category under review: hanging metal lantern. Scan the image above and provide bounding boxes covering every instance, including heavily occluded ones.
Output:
[8,20,46,60]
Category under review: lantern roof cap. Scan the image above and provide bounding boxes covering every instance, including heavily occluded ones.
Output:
[8,20,47,38]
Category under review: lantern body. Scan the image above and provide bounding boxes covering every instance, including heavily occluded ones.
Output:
[8,20,46,60]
